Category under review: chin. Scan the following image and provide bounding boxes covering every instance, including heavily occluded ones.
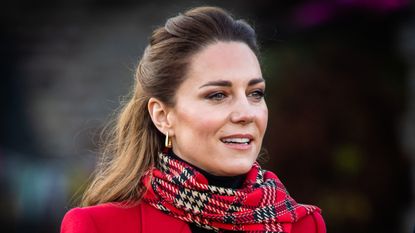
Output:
[217,160,255,176]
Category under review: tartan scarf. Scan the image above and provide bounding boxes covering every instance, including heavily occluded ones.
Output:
[142,150,320,233]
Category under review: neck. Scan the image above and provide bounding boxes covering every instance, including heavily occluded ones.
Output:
[168,149,246,189]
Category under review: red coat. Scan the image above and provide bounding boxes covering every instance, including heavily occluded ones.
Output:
[61,201,326,233]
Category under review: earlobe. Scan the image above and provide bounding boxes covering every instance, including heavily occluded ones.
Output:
[148,97,173,135]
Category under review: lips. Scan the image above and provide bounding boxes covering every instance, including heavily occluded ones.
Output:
[220,134,253,145]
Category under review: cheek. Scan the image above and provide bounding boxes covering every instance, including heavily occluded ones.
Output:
[258,106,268,134]
[175,107,224,140]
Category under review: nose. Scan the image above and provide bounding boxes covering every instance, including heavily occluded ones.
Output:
[229,96,255,125]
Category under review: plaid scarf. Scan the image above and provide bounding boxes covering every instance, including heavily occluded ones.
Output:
[142,151,320,233]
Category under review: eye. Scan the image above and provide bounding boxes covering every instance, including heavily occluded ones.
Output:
[206,92,227,101]
[248,89,265,101]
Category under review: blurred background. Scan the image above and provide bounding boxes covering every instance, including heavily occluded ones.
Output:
[1,0,414,232]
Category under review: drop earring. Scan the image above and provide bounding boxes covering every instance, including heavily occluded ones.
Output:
[165,132,172,148]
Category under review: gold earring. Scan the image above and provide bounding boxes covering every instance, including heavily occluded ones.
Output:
[165,132,172,148]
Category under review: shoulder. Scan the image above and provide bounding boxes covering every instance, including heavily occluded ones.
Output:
[291,211,326,233]
[61,202,190,233]
[61,206,98,233]
[60,202,141,233]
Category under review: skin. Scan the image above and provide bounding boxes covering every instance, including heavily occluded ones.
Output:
[149,41,268,176]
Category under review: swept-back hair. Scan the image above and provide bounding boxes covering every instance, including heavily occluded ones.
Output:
[81,6,259,206]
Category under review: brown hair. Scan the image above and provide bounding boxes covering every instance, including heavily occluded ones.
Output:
[81,6,259,206]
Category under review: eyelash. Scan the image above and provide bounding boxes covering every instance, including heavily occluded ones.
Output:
[206,92,227,101]
[205,89,265,101]
[249,89,265,100]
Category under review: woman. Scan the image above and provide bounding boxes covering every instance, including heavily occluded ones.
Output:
[61,6,326,233]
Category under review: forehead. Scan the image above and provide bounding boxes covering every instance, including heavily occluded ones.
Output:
[186,41,262,84]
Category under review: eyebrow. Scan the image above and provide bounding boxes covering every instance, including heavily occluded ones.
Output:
[199,78,264,89]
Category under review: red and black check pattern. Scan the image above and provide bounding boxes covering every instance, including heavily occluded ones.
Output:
[142,152,320,233]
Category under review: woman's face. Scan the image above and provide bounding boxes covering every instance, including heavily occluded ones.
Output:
[169,41,268,176]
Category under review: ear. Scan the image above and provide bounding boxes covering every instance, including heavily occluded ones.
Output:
[148,97,174,136]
